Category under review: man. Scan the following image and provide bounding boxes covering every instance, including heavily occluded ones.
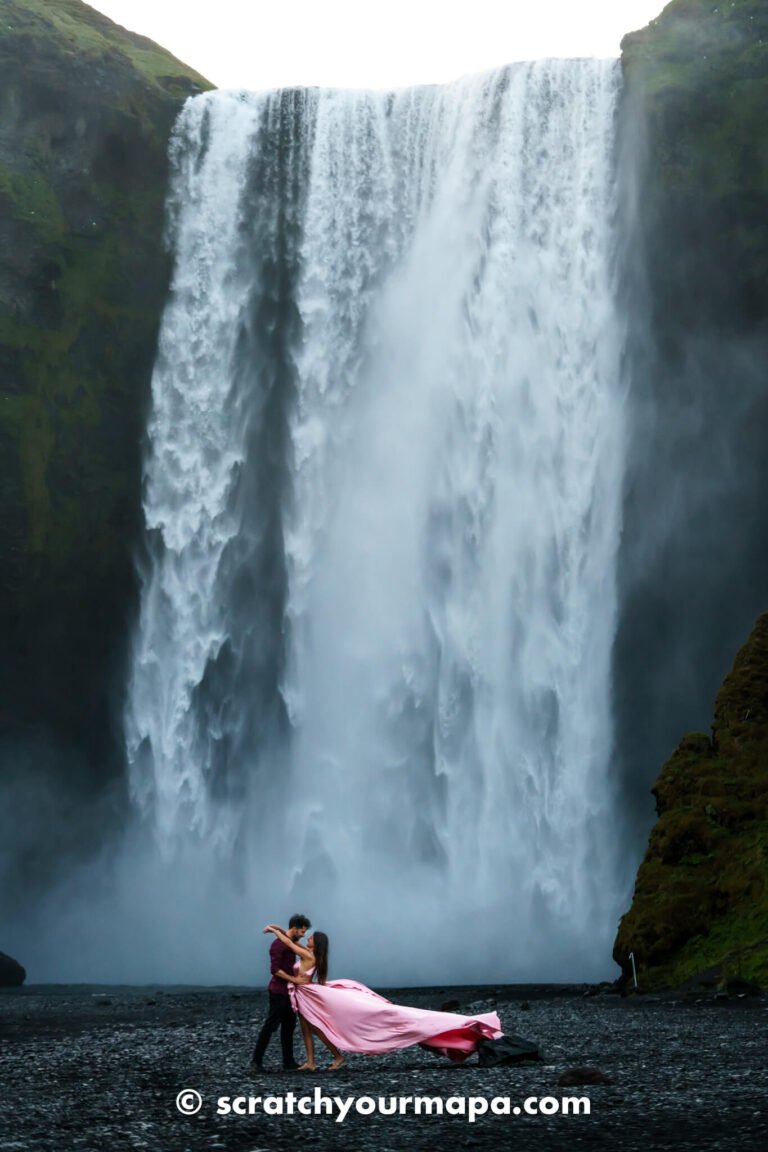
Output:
[250,913,311,1072]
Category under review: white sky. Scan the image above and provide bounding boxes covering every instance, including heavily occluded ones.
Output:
[86,0,667,91]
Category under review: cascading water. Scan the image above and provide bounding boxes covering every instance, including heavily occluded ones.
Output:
[125,60,626,984]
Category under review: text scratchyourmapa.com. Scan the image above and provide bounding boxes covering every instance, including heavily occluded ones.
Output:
[176,1087,591,1123]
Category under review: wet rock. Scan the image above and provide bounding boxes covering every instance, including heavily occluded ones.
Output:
[726,979,763,999]
[0,951,25,986]
[557,1066,613,1086]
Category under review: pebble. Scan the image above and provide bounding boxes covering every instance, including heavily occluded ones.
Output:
[0,987,766,1150]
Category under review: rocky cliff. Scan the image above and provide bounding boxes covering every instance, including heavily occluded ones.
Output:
[621,0,768,330]
[613,0,768,986]
[0,0,211,894]
[0,0,211,735]
[616,0,768,791]
[614,613,768,989]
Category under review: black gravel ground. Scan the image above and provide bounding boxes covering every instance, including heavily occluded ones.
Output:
[1,984,766,1151]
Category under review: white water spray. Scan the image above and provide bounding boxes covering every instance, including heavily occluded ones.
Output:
[125,61,626,984]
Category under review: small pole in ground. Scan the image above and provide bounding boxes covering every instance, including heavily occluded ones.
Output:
[629,951,639,990]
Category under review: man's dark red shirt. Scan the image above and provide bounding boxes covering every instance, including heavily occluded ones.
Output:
[267,937,296,995]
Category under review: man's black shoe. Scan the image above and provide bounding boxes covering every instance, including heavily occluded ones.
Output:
[248,1061,266,1075]
[282,1062,300,1071]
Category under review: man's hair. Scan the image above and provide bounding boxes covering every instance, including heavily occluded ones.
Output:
[289,913,311,931]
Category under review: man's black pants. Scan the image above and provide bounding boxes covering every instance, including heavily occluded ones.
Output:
[252,992,296,1067]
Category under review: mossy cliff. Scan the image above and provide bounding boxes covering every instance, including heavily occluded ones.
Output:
[614,614,768,989]
[0,1,211,772]
[621,0,768,330]
[613,0,768,968]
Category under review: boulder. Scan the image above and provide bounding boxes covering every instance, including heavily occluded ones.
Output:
[0,951,26,986]
[558,1067,613,1087]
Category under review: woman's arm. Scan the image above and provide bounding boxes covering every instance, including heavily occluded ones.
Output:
[264,924,314,962]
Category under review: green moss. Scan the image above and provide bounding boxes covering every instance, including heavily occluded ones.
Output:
[641,906,768,989]
[623,0,768,197]
[0,162,66,238]
[0,0,210,580]
[0,0,217,754]
[614,615,768,990]
[0,394,54,552]
[0,0,212,97]
[620,0,768,350]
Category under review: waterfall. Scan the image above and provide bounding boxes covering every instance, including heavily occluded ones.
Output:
[125,60,626,983]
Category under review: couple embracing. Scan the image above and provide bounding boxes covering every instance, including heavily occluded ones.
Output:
[250,913,503,1072]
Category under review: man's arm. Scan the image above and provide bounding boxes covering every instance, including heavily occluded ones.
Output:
[269,939,311,985]
[274,968,311,984]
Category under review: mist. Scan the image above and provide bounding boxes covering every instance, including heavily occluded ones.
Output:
[5,819,622,986]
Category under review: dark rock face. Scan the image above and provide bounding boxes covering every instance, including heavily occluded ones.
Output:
[614,0,768,849]
[0,950,26,986]
[614,0,768,989]
[0,1,211,897]
[614,614,768,989]
[622,0,768,329]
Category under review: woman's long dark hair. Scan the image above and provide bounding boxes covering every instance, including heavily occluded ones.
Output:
[312,932,329,985]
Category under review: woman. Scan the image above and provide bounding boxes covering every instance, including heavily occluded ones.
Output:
[263,923,502,1070]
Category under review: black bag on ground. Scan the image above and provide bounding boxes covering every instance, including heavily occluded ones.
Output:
[476,1035,543,1066]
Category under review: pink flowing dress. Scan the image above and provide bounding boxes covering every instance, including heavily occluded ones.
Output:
[289,963,502,1062]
